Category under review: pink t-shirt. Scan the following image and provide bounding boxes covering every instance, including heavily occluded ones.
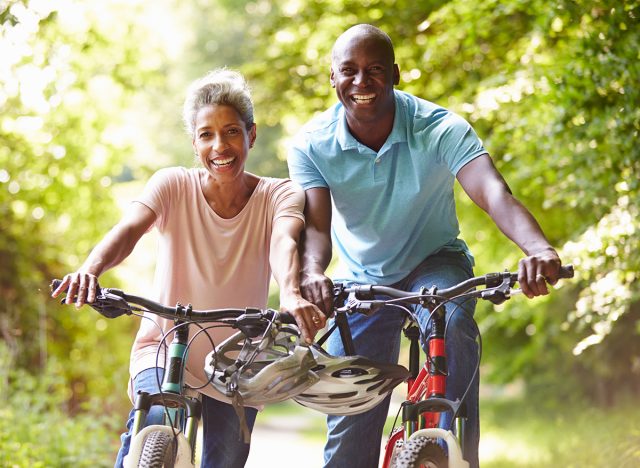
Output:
[128,167,304,401]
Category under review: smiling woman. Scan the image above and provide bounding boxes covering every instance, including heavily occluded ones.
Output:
[51,68,326,467]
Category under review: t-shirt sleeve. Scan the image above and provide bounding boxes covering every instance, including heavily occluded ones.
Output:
[269,178,306,224]
[437,113,487,175]
[287,134,329,190]
[134,167,179,231]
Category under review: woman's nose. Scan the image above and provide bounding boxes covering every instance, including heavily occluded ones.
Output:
[212,133,228,151]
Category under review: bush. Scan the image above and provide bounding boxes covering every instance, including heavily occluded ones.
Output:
[0,347,122,467]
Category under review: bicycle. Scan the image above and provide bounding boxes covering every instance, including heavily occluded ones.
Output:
[320,264,574,468]
[50,279,316,468]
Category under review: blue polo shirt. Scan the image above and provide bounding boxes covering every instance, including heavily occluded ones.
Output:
[288,90,486,285]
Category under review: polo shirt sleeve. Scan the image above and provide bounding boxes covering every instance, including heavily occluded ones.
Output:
[437,113,487,175]
[287,134,329,190]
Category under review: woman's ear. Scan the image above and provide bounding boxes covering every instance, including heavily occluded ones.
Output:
[249,124,257,148]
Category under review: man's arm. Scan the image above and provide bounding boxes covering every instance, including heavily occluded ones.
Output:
[456,154,562,298]
[51,202,157,307]
[298,187,335,315]
[270,215,325,343]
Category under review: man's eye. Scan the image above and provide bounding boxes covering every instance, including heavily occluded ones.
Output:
[199,131,211,138]
[341,68,354,75]
[227,128,240,135]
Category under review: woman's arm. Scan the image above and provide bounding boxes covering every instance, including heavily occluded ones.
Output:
[270,215,325,343]
[51,202,157,307]
[456,154,562,298]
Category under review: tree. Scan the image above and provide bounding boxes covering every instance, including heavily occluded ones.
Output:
[237,0,640,399]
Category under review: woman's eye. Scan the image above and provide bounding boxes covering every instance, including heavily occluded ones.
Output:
[199,131,211,138]
[227,128,240,135]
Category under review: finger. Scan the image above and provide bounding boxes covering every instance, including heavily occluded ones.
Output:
[543,263,561,286]
[518,259,535,298]
[321,281,334,317]
[300,320,314,344]
[290,310,313,344]
[301,284,323,313]
[534,272,549,296]
[65,274,80,305]
[87,275,97,303]
[76,275,88,308]
[51,277,70,298]
[310,305,326,329]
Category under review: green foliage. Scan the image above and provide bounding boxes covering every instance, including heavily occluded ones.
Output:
[3,0,639,461]
[0,0,162,420]
[242,0,640,400]
[0,344,119,467]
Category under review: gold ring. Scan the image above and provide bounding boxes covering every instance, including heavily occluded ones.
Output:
[535,274,546,282]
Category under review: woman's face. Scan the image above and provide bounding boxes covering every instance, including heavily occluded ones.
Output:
[192,104,256,180]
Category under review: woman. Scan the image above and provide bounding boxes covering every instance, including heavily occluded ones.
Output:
[52,69,326,467]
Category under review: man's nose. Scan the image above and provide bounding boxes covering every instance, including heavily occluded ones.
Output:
[353,71,369,87]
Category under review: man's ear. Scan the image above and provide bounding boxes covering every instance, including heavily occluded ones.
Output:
[330,67,336,88]
[393,64,400,86]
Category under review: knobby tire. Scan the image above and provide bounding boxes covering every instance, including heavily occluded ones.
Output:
[138,430,177,468]
[393,436,448,468]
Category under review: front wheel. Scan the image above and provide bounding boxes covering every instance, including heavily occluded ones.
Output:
[392,436,448,468]
[138,430,177,468]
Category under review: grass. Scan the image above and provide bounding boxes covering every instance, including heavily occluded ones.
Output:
[480,395,640,467]
[255,394,640,467]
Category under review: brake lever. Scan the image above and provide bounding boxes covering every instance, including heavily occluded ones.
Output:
[480,275,514,305]
[90,291,133,318]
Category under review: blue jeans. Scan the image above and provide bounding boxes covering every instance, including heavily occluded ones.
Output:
[324,251,479,468]
[115,368,258,468]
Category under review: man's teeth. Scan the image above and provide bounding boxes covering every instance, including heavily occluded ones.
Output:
[211,157,235,167]
[352,94,375,103]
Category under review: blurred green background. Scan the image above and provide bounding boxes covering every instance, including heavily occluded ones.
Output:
[1,0,639,466]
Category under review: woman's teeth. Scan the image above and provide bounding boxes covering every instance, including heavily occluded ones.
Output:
[211,156,235,167]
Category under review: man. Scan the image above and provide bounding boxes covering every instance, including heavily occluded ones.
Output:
[288,24,562,468]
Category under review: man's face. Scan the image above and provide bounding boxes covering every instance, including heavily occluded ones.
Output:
[330,34,399,126]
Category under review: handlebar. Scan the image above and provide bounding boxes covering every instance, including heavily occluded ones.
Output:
[50,279,296,330]
[334,264,574,310]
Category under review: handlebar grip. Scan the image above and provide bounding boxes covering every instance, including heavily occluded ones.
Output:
[278,311,297,325]
[559,264,574,279]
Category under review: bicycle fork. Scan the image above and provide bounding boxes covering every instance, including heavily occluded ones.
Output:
[401,308,466,450]
[130,318,202,463]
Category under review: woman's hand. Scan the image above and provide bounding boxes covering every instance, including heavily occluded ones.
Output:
[280,293,327,344]
[51,271,99,308]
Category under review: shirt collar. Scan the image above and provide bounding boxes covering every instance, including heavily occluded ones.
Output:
[336,90,408,153]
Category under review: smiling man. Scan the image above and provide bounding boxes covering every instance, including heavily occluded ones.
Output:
[288,24,562,468]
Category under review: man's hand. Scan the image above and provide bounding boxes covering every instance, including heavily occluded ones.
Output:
[51,271,99,308]
[300,271,335,318]
[517,248,562,298]
[280,294,327,344]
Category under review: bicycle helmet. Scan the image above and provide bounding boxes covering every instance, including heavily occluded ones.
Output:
[293,345,411,416]
[204,325,319,406]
